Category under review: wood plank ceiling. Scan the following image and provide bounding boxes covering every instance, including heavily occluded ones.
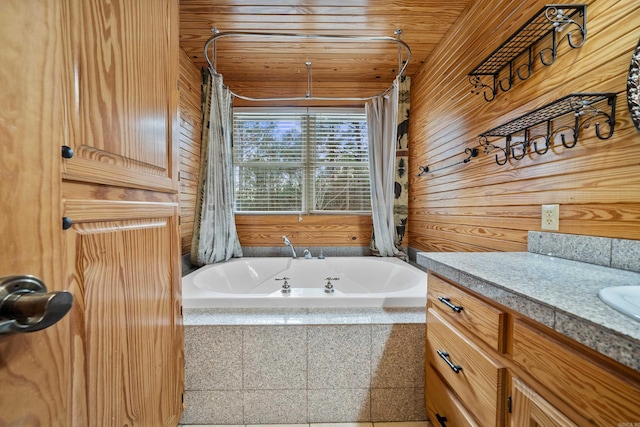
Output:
[179,0,473,102]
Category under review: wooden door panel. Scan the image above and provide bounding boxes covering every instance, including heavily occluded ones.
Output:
[63,0,179,192]
[512,319,640,426]
[65,201,182,426]
[0,1,72,425]
[61,0,183,424]
[511,378,578,427]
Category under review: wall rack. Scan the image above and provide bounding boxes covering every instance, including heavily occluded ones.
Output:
[469,4,587,102]
[417,148,479,176]
[479,92,616,165]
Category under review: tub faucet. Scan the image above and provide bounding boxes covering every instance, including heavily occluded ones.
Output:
[303,249,312,259]
[282,236,297,258]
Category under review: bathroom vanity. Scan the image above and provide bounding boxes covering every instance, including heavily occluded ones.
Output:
[418,251,640,426]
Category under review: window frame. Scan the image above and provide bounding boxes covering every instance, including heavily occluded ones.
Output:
[232,106,371,215]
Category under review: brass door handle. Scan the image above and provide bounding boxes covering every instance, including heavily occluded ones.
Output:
[0,275,73,334]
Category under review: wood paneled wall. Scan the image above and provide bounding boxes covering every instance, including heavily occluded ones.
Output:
[408,0,640,253]
[179,48,202,253]
[179,0,640,256]
[177,50,372,254]
[235,214,372,247]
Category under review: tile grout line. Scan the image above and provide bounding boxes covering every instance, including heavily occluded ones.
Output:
[242,325,246,424]
[369,323,373,422]
[305,324,309,423]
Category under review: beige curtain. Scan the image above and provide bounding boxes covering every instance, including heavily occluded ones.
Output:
[366,76,410,259]
[190,70,242,265]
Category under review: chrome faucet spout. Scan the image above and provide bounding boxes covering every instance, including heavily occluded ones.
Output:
[282,236,297,259]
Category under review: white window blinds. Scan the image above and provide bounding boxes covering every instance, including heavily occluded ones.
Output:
[233,108,370,213]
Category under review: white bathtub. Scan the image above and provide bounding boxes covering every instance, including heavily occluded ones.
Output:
[182,256,427,308]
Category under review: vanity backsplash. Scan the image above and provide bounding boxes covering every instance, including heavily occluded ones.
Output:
[528,231,640,273]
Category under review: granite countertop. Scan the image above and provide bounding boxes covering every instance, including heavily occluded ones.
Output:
[416,251,640,372]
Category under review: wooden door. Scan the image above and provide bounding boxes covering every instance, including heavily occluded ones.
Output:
[0,0,183,425]
[62,0,183,425]
[0,1,71,425]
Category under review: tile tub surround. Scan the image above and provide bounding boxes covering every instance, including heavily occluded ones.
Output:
[416,251,640,371]
[181,308,427,425]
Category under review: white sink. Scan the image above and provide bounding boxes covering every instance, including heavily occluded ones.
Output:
[599,286,640,321]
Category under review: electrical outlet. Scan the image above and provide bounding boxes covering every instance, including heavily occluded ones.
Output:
[541,204,560,230]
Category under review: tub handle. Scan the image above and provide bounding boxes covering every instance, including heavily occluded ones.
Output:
[437,296,463,313]
[275,277,291,293]
[324,277,339,293]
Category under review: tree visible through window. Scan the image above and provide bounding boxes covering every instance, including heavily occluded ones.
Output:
[233,108,370,213]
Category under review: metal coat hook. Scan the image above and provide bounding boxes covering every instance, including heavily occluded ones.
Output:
[468,5,587,102]
[479,93,616,166]
[417,148,478,177]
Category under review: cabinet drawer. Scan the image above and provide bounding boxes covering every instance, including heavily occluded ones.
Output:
[513,319,640,426]
[427,308,505,427]
[426,364,480,427]
[428,274,506,352]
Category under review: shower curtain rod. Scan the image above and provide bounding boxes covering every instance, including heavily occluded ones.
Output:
[203,31,411,102]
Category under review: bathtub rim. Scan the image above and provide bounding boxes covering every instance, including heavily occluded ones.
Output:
[181,256,427,309]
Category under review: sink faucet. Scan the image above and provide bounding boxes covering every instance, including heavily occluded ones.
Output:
[282,236,297,258]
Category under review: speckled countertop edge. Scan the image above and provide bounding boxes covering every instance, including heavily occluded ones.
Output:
[416,251,640,372]
[183,306,426,326]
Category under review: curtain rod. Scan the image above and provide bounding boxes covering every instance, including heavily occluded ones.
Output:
[203,30,411,102]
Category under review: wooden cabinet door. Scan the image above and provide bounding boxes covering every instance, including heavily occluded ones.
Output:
[0,1,71,425]
[511,378,578,427]
[513,319,640,426]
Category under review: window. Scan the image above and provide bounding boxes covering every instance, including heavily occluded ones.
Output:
[233,108,370,214]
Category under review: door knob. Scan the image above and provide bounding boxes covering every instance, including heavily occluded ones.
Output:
[0,275,73,334]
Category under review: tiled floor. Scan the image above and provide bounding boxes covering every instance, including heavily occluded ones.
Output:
[180,422,432,427]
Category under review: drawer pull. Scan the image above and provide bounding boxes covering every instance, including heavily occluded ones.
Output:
[435,413,448,427]
[437,349,463,373]
[438,296,464,313]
